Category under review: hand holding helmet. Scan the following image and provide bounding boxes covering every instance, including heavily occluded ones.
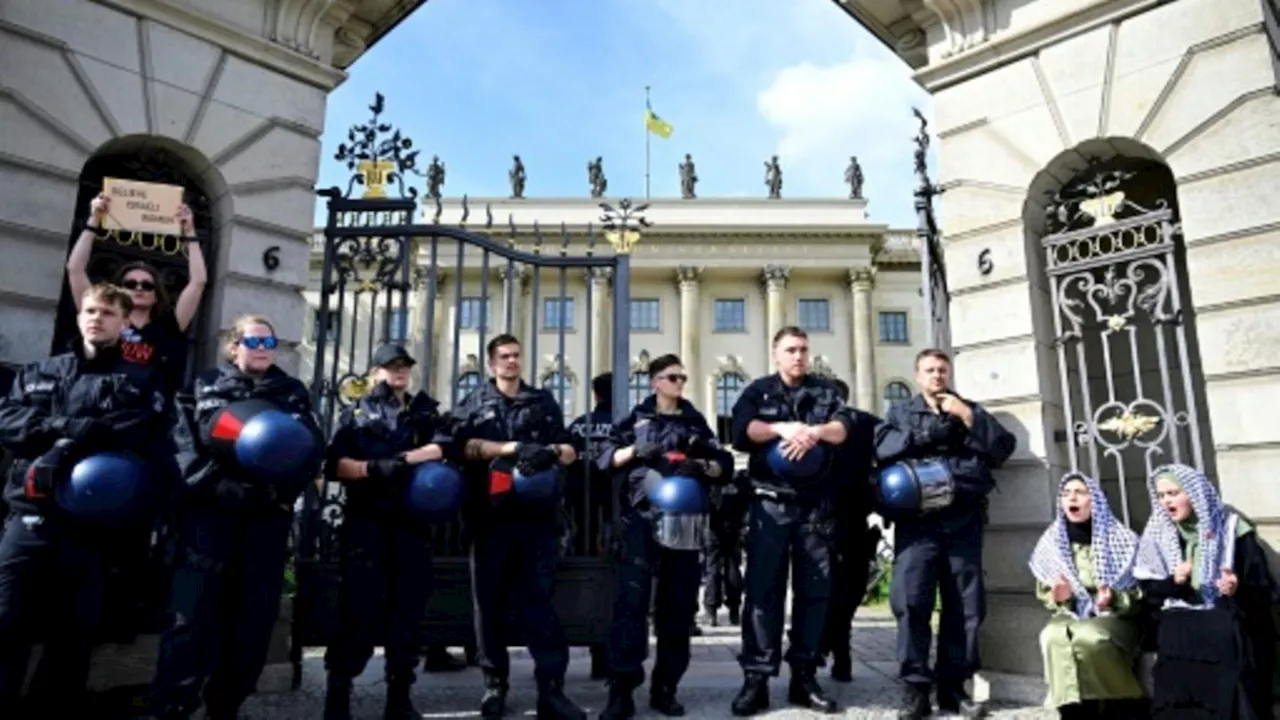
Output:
[632,440,664,462]
[515,443,559,475]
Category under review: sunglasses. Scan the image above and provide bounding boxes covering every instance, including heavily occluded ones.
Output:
[657,373,688,384]
[121,279,156,292]
[241,336,279,350]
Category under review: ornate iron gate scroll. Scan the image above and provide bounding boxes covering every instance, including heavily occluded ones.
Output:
[1042,167,1208,526]
[291,95,636,678]
[913,108,951,353]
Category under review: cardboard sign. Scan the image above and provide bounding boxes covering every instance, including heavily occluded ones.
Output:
[102,178,183,235]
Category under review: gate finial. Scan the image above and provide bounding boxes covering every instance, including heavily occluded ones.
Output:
[332,92,422,200]
[599,198,651,256]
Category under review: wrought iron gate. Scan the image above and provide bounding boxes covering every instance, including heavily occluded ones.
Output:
[1041,164,1213,526]
[291,95,638,672]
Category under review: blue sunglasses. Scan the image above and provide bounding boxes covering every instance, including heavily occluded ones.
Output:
[241,336,279,350]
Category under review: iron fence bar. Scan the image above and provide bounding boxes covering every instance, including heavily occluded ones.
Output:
[1165,235,1206,470]
[325,224,614,267]
[582,230,595,556]
[420,237,439,395]
[478,249,492,366]
[556,224,569,413]
[529,223,543,386]
[449,239,465,408]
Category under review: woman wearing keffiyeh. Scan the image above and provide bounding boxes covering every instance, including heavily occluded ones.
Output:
[1029,472,1145,718]
[1135,463,1278,720]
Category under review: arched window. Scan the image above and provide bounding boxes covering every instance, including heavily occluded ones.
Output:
[715,373,747,442]
[628,371,650,407]
[543,371,574,419]
[883,381,913,415]
[456,372,483,403]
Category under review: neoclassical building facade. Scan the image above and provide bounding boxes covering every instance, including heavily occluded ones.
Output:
[300,196,928,430]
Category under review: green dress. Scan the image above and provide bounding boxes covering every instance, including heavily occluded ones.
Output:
[1037,542,1145,708]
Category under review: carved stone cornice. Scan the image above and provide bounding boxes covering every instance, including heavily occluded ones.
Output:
[676,265,704,290]
[849,266,876,291]
[762,264,791,291]
[917,0,991,59]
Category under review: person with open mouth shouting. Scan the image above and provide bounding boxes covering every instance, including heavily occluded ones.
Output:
[1029,472,1145,719]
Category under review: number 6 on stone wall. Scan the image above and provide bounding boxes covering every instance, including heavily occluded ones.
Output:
[263,246,281,272]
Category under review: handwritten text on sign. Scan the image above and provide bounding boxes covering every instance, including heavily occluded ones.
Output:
[102,178,183,235]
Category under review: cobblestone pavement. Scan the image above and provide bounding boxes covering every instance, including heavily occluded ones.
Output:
[240,608,1054,719]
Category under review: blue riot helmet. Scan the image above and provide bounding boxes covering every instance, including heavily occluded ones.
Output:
[875,459,955,516]
[513,465,564,502]
[645,464,709,551]
[405,461,464,523]
[56,451,152,526]
[210,399,321,492]
[765,439,830,482]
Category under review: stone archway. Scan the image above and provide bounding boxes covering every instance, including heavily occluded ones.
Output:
[1021,137,1215,528]
[54,135,228,384]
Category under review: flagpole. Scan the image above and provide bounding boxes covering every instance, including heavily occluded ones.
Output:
[644,85,651,200]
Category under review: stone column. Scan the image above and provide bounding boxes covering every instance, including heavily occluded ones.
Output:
[588,267,613,380]
[676,266,704,407]
[497,265,529,338]
[428,271,450,398]
[762,264,790,350]
[849,267,877,412]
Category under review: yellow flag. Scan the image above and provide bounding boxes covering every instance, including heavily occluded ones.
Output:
[645,101,673,139]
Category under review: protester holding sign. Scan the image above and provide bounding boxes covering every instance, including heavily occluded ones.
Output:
[66,186,207,396]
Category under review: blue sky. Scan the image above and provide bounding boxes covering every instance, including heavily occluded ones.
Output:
[317,0,932,228]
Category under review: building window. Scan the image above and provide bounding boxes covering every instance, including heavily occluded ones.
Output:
[456,371,484,402]
[544,296,576,331]
[879,311,909,344]
[458,297,493,330]
[542,371,575,417]
[715,372,747,442]
[713,299,746,332]
[628,371,650,407]
[388,308,408,341]
[629,298,660,331]
[797,299,831,332]
[883,381,913,415]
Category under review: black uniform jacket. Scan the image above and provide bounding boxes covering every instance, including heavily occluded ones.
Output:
[0,342,166,517]
[324,381,455,515]
[171,362,322,510]
[599,395,734,511]
[451,378,572,525]
[729,373,857,496]
[874,393,1016,524]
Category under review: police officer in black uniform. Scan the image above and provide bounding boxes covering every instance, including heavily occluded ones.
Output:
[0,283,165,715]
[876,348,1016,719]
[702,468,750,627]
[322,343,456,720]
[730,326,877,716]
[597,353,733,719]
[452,333,586,720]
[147,314,323,720]
[818,378,881,682]
[567,371,615,680]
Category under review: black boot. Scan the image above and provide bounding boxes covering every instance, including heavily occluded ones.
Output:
[649,678,685,717]
[898,682,932,719]
[788,673,838,714]
[480,676,508,719]
[937,681,985,718]
[727,605,740,625]
[589,645,609,681]
[730,673,769,716]
[324,674,353,720]
[830,652,853,683]
[598,681,635,719]
[537,678,586,720]
[383,679,419,720]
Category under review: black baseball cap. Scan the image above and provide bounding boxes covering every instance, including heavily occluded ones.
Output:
[370,342,416,368]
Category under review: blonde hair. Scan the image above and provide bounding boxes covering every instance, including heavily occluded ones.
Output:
[81,283,134,315]
[224,314,276,360]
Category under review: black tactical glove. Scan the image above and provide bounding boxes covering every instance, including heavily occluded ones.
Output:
[632,440,664,462]
[515,443,559,475]
[679,435,714,458]
[47,416,111,445]
[367,457,410,482]
[25,439,77,500]
[213,477,264,505]
[912,415,964,453]
[672,458,706,479]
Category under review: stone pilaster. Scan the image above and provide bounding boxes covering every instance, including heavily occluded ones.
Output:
[676,266,704,408]
[849,267,877,412]
[762,264,790,350]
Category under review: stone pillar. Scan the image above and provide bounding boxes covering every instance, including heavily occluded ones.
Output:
[428,272,450,398]
[497,265,529,338]
[762,265,790,350]
[849,267,877,412]
[676,266,704,407]
[588,267,613,380]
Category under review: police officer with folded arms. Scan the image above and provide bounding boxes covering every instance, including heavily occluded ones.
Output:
[567,371,616,680]
[452,333,586,720]
[146,314,324,720]
[322,342,457,720]
[597,353,733,719]
[875,348,1016,719]
[0,283,165,716]
[730,326,878,716]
